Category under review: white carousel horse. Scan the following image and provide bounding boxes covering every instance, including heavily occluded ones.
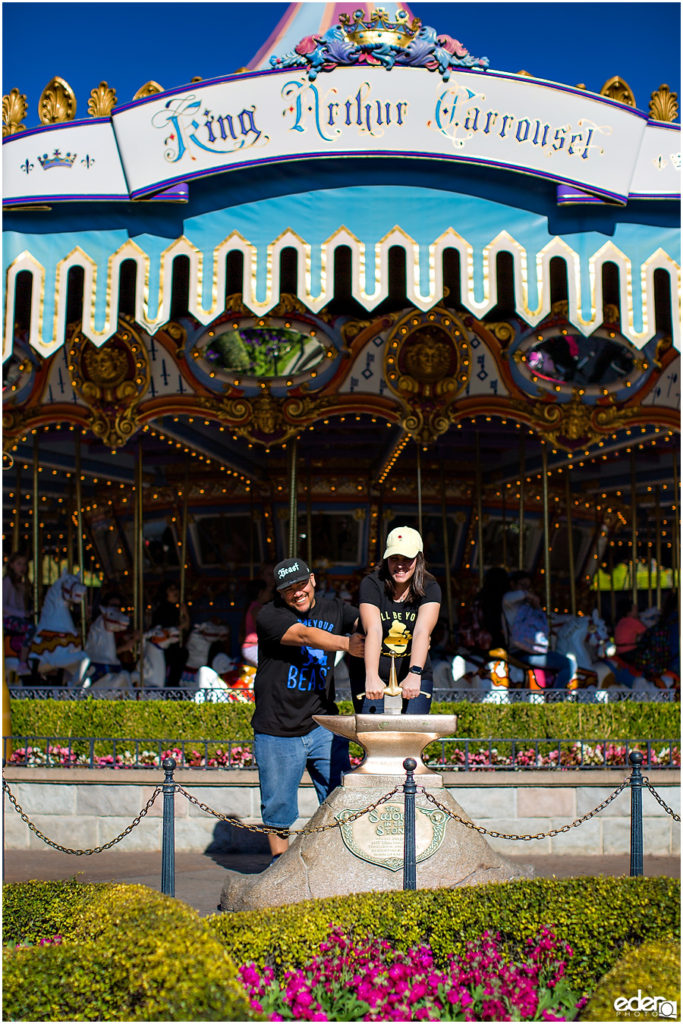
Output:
[130,625,182,688]
[28,572,89,685]
[193,657,256,704]
[553,610,614,688]
[81,606,132,691]
[180,620,230,687]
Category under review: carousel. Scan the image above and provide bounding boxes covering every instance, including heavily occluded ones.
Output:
[2,2,680,701]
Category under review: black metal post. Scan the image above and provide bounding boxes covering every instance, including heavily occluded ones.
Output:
[629,750,644,877]
[161,756,176,896]
[403,757,417,891]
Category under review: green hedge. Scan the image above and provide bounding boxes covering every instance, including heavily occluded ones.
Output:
[207,877,680,995]
[579,937,681,1021]
[9,697,679,745]
[2,881,253,1022]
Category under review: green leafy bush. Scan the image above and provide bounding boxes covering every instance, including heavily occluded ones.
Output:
[2,882,253,1022]
[579,937,680,1021]
[9,697,679,746]
[207,877,680,994]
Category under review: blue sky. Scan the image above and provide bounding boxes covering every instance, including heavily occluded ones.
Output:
[2,1,681,125]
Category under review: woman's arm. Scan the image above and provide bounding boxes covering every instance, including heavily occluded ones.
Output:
[402,601,440,699]
[360,602,385,700]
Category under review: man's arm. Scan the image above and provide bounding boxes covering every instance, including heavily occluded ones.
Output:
[280,622,365,657]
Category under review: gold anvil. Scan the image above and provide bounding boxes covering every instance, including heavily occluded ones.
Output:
[313,711,457,785]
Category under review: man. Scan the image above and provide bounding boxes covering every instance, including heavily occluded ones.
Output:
[253,557,364,863]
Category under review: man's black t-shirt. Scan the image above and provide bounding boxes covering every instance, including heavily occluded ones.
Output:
[252,596,359,737]
[358,572,441,683]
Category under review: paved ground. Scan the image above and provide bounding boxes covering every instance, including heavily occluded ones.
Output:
[3,849,679,917]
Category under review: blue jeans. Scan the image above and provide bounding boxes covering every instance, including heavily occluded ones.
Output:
[511,650,573,689]
[352,675,434,714]
[253,726,350,829]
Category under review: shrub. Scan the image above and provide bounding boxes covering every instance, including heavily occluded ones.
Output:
[2,882,253,1022]
[207,877,680,994]
[9,697,679,748]
[579,937,680,1021]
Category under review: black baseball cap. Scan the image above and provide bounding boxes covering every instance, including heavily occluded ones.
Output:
[273,558,312,591]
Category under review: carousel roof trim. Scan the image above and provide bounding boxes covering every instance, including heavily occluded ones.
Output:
[4,183,680,358]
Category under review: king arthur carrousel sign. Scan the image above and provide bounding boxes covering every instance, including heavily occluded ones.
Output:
[4,8,679,206]
[110,65,650,203]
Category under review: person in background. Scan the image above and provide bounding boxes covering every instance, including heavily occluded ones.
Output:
[152,581,190,686]
[252,557,364,865]
[503,571,573,689]
[355,526,441,714]
[613,596,648,665]
[241,578,272,667]
[2,551,34,673]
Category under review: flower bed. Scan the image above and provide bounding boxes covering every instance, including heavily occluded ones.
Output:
[6,740,679,770]
[238,926,585,1022]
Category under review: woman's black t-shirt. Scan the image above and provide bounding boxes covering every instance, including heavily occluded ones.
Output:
[359,572,441,683]
[252,596,359,737]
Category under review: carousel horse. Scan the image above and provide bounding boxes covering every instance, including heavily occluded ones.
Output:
[81,605,132,691]
[553,610,615,689]
[28,572,89,685]
[180,620,231,688]
[130,626,182,688]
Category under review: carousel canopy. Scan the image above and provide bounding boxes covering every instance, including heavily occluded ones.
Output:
[2,3,680,359]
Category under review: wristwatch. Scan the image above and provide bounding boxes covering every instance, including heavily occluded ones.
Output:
[409,665,423,675]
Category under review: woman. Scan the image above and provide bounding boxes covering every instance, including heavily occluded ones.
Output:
[355,526,441,714]
[240,578,272,667]
[152,581,190,686]
[2,552,34,672]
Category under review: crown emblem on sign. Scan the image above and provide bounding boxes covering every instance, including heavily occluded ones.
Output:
[339,8,420,49]
[37,150,77,170]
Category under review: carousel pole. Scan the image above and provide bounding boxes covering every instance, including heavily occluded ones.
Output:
[75,436,87,648]
[518,437,526,569]
[673,450,680,595]
[475,431,484,587]
[135,438,145,685]
[608,534,616,624]
[501,486,508,569]
[306,467,313,569]
[248,487,255,580]
[287,438,298,559]
[541,446,552,621]
[32,436,40,626]
[655,486,662,609]
[564,471,576,616]
[179,467,189,610]
[13,462,21,552]
[416,443,423,537]
[440,468,454,640]
[66,481,74,574]
[630,451,638,608]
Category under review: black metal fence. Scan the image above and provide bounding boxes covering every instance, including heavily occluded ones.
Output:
[3,734,680,771]
[7,685,678,703]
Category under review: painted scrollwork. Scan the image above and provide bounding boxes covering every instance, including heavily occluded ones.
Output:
[2,88,27,136]
[38,77,76,124]
[383,307,471,444]
[511,393,638,450]
[68,317,150,448]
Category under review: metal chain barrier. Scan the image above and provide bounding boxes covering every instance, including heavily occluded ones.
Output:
[2,777,163,855]
[418,778,630,841]
[642,777,681,821]
[175,782,403,836]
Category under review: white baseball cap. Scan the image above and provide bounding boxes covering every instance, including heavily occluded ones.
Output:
[383,526,423,559]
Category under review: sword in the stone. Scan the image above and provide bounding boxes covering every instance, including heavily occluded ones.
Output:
[357,654,430,714]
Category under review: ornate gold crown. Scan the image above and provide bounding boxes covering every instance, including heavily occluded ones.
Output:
[339,8,421,50]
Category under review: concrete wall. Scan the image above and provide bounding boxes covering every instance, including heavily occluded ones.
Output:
[3,767,680,858]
